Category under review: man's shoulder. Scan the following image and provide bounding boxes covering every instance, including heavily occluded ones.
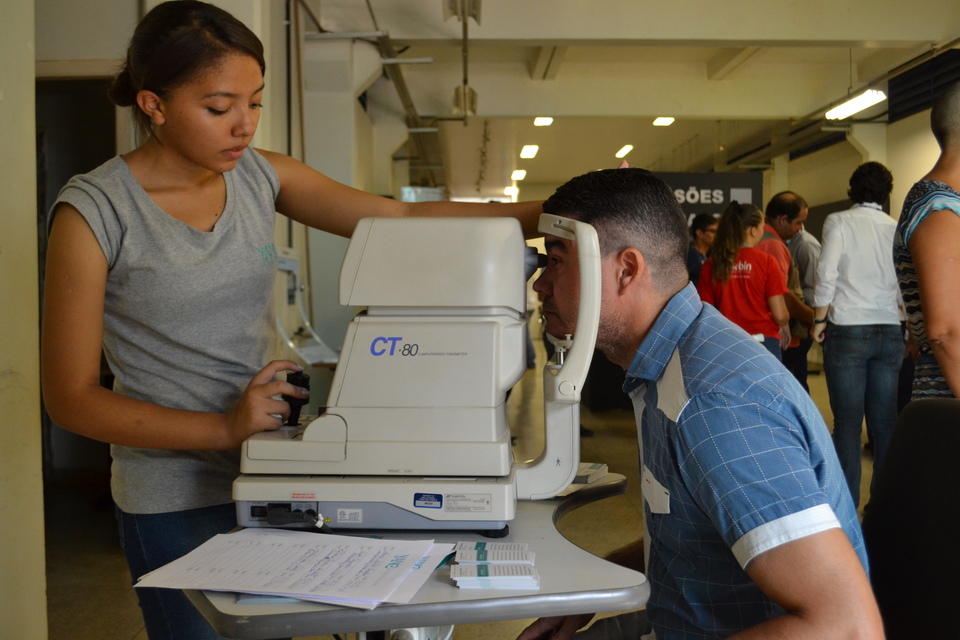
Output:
[686,245,706,265]
[757,235,785,249]
[673,327,820,440]
[676,308,789,394]
[798,229,821,250]
[756,237,791,272]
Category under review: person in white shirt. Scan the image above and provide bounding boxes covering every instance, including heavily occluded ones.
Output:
[812,161,905,508]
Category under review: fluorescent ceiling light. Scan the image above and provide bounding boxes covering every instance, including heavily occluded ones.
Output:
[615,145,634,158]
[534,117,554,126]
[653,117,675,126]
[520,145,539,159]
[504,186,519,197]
[511,169,527,181]
[825,89,887,120]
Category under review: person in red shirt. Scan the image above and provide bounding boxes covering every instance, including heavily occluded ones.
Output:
[698,201,791,360]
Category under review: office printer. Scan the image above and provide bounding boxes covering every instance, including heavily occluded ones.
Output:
[234,214,600,531]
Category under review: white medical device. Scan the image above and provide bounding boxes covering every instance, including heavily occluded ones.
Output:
[234,214,600,532]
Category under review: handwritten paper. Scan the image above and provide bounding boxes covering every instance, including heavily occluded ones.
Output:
[136,528,453,609]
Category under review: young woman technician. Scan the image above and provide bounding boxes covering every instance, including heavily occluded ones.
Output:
[696,201,791,360]
[40,2,541,638]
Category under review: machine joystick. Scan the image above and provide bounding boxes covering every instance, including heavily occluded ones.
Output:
[282,371,311,426]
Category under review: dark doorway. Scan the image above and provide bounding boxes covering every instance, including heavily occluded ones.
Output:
[36,78,116,481]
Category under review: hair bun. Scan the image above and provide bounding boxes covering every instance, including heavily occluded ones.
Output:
[107,67,137,107]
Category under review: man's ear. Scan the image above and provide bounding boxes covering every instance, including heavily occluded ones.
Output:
[136,90,166,126]
[613,247,645,293]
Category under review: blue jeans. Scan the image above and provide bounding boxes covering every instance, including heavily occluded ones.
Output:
[783,337,813,392]
[116,503,238,640]
[822,323,903,508]
[761,337,782,362]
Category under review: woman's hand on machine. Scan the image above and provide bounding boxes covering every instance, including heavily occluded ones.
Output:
[224,361,308,446]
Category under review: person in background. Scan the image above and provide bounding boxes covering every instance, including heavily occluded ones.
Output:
[784,224,821,391]
[39,3,542,638]
[697,201,790,360]
[894,79,960,399]
[518,168,881,640]
[758,193,815,358]
[685,212,718,285]
[812,161,903,509]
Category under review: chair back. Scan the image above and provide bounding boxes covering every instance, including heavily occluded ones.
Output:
[861,398,960,639]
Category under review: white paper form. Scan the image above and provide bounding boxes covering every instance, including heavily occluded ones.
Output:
[136,528,452,610]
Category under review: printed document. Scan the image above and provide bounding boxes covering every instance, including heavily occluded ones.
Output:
[136,528,453,609]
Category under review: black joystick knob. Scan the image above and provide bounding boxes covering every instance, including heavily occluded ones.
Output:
[282,371,310,426]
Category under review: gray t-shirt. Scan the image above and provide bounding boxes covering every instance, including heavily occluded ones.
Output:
[54,149,281,513]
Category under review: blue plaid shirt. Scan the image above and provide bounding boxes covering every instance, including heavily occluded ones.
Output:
[624,284,865,639]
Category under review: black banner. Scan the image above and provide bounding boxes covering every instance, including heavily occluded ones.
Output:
[656,172,764,223]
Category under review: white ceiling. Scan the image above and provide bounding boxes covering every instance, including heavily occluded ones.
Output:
[316,0,960,199]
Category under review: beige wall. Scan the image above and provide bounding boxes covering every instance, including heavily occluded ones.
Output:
[752,116,940,214]
[787,114,940,214]
[785,113,940,214]
[787,141,864,207]
[1,1,48,638]
[887,110,942,217]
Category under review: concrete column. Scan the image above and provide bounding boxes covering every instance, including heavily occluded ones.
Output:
[301,37,383,367]
[770,152,790,195]
[1,2,47,637]
[367,77,411,199]
[848,123,887,164]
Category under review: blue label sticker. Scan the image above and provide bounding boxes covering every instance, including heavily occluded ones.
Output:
[414,493,443,509]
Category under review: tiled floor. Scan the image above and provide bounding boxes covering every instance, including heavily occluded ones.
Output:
[45,338,870,640]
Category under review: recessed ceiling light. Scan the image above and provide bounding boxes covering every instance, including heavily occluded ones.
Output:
[520,145,539,159]
[534,117,554,126]
[504,186,519,197]
[511,170,527,181]
[653,117,675,126]
[615,145,634,158]
[825,89,887,120]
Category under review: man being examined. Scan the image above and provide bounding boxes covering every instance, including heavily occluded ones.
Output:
[517,168,882,640]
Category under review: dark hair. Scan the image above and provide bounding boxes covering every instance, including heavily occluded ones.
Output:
[543,168,689,292]
[109,0,265,138]
[765,191,808,223]
[931,80,960,149]
[710,201,763,283]
[848,161,893,206]
[689,213,717,239]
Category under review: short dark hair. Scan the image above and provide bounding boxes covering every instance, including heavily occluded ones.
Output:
[543,168,690,291]
[689,213,717,239]
[931,80,960,149]
[848,162,893,206]
[765,191,808,223]
[109,0,265,138]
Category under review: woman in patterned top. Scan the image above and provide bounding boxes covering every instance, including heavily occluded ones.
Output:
[893,80,960,399]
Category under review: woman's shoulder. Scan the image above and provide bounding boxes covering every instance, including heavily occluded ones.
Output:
[54,155,140,219]
[903,179,960,216]
[61,155,131,192]
[898,179,960,242]
[739,245,764,259]
[234,148,280,199]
